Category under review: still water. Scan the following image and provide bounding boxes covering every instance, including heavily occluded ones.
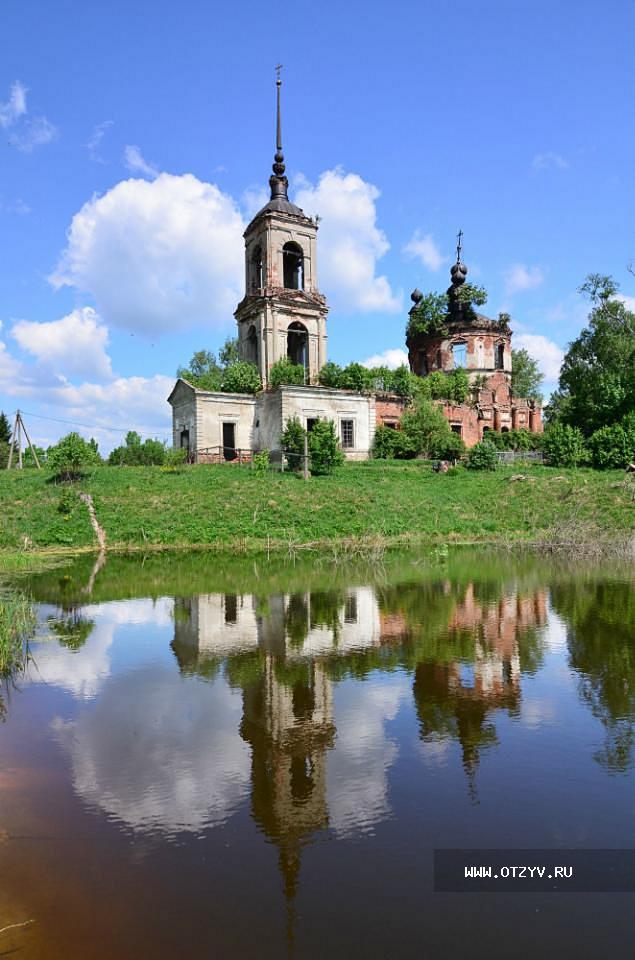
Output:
[1,550,634,959]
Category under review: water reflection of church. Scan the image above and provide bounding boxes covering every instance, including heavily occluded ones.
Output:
[172,582,547,903]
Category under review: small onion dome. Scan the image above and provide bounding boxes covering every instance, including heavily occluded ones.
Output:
[450,261,468,286]
[411,288,423,304]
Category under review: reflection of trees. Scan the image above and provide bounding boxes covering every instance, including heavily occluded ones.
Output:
[48,609,95,651]
[552,580,635,773]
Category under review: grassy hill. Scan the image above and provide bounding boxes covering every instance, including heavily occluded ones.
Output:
[0,459,633,559]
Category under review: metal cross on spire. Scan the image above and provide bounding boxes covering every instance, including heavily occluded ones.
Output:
[275,64,283,153]
[456,229,463,264]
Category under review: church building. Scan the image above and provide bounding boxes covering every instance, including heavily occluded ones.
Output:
[168,79,541,461]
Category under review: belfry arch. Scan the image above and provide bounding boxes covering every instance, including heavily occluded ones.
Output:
[287,321,308,372]
[283,242,304,290]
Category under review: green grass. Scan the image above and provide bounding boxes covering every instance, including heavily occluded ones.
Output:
[0,593,35,676]
[0,460,633,557]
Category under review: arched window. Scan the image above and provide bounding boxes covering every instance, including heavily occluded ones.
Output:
[283,242,304,290]
[245,325,258,365]
[452,341,467,368]
[287,321,308,371]
[250,245,263,291]
[495,342,505,369]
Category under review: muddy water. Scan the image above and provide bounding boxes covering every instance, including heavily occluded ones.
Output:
[0,551,633,959]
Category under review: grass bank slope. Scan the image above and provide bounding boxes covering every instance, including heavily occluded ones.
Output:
[0,460,633,556]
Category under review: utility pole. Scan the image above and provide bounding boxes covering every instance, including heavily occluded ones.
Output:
[6,410,41,470]
[303,433,309,481]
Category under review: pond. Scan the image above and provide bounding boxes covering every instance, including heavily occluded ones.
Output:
[0,550,634,958]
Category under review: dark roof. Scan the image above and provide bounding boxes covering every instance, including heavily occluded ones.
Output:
[254,196,307,219]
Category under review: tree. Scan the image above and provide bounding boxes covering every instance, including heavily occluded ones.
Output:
[0,412,11,444]
[542,423,587,467]
[308,419,344,475]
[47,432,102,480]
[218,336,240,367]
[177,337,243,391]
[177,349,223,390]
[400,399,458,458]
[587,413,635,469]
[268,358,305,389]
[553,275,635,436]
[511,348,545,402]
[108,432,167,466]
[338,363,368,392]
[318,362,343,388]
[221,361,262,394]
[280,416,307,470]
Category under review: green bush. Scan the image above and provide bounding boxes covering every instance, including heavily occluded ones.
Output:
[542,423,587,467]
[162,448,188,471]
[221,361,262,394]
[400,399,456,458]
[466,440,498,471]
[0,440,9,470]
[373,425,399,458]
[338,363,368,392]
[57,487,81,515]
[318,361,343,388]
[281,416,307,470]
[308,419,344,475]
[269,358,306,389]
[434,431,466,461]
[47,432,101,480]
[588,414,635,469]
[253,449,270,475]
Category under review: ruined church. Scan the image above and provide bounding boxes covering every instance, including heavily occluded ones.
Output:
[168,80,542,461]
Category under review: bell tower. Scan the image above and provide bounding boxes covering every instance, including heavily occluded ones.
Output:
[235,69,328,386]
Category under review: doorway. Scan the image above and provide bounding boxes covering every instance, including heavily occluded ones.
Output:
[222,422,236,461]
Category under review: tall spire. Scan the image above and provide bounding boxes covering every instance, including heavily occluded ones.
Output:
[450,229,468,287]
[270,64,289,201]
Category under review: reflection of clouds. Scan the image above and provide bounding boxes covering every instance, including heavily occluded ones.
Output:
[544,606,568,650]
[521,699,558,729]
[28,599,174,700]
[52,666,250,835]
[418,737,451,766]
[327,675,409,837]
[89,598,174,627]
[28,620,114,700]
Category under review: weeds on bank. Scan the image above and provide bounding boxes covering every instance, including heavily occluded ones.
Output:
[0,593,35,676]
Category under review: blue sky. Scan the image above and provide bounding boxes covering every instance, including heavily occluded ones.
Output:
[1,0,634,451]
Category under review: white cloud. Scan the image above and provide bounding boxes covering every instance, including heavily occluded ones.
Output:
[362,347,409,369]
[123,144,159,179]
[0,337,22,380]
[0,81,27,128]
[0,333,173,450]
[87,120,114,162]
[613,293,635,312]
[240,185,269,220]
[403,231,446,271]
[50,173,245,335]
[294,168,401,313]
[1,80,58,151]
[11,307,113,381]
[532,152,569,171]
[10,115,58,152]
[514,333,564,382]
[504,263,545,295]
